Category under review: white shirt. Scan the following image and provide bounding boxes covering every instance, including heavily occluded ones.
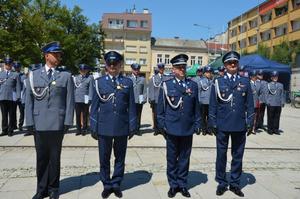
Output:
[227,73,237,81]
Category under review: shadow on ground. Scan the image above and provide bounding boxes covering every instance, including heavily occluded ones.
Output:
[121,170,153,191]
[188,171,208,189]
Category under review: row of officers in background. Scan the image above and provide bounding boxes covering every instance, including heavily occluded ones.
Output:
[0,42,285,199]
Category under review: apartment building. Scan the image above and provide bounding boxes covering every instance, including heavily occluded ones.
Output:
[228,0,300,54]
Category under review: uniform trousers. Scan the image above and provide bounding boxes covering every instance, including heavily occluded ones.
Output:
[98,135,128,189]
[216,131,246,188]
[135,103,143,129]
[200,104,209,132]
[34,131,64,195]
[166,134,193,188]
[0,100,15,134]
[16,101,24,128]
[151,103,157,130]
[257,103,266,128]
[75,102,89,130]
[267,106,282,132]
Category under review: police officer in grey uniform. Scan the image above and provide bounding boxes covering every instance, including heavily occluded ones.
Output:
[218,65,225,77]
[0,57,21,137]
[73,64,93,136]
[148,63,166,135]
[25,41,74,199]
[157,54,201,198]
[193,66,214,135]
[209,51,254,197]
[13,61,26,131]
[256,70,268,130]
[128,63,147,133]
[249,70,259,135]
[265,71,285,135]
[90,51,137,198]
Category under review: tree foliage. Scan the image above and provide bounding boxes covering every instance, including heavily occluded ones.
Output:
[0,0,105,73]
[271,41,291,65]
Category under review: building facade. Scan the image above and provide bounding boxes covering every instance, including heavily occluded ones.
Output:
[228,0,300,54]
[151,38,208,74]
[101,9,152,78]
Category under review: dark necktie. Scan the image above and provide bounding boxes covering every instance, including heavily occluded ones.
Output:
[179,80,186,88]
[6,71,9,78]
[230,75,235,87]
[112,76,117,87]
[48,69,53,80]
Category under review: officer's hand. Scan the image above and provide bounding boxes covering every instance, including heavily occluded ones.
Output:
[63,125,70,133]
[195,128,201,135]
[211,126,217,136]
[91,131,98,140]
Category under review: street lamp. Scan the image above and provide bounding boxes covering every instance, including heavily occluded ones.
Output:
[193,23,212,64]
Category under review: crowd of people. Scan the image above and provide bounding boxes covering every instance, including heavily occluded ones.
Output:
[0,41,285,199]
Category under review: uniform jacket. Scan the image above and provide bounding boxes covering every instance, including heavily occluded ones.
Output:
[250,80,259,108]
[128,74,147,104]
[21,76,28,105]
[192,76,213,104]
[256,79,267,103]
[148,73,166,104]
[25,66,75,131]
[73,74,93,103]
[0,70,21,101]
[209,73,254,132]
[157,77,201,136]
[90,74,137,136]
[265,81,285,106]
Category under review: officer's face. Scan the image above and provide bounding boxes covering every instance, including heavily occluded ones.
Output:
[158,67,164,74]
[271,76,278,82]
[257,75,263,80]
[205,71,212,79]
[80,69,88,75]
[106,61,122,76]
[45,52,62,67]
[132,68,140,76]
[219,71,225,76]
[4,63,12,71]
[224,60,239,75]
[172,65,186,79]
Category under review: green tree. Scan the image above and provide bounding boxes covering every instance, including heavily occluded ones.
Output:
[271,40,291,65]
[257,43,271,59]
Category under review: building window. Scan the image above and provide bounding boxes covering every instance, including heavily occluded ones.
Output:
[261,30,272,41]
[293,0,300,9]
[190,56,196,66]
[139,59,147,65]
[230,28,237,37]
[231,43,237,51]
[197,56,203,65]
[126,45,137,52]
[108,19,124,29]
[275,24,288,37]
[139,46,147,53]
[275,4,288,17]
[125,58,136,65]
[249,18,258,29]
[292,19,300,32]
[140,20,148,28]
[164,54,170,64]
[261,12,272,23]
[157,54,162,63]
[248,35,257,46]
[239,23,247,33]
[239,39,247,49]
[127,20,138,28]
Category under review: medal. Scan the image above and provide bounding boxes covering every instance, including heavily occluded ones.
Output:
[171,97,174,101]
[237,87,241,91]
[222,93,225,97]
[117,85,121,90]
[52,81,56,85]
[242,92,246,96]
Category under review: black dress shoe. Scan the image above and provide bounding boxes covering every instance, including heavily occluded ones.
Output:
[8,131,13,137]
[75,130,81,136]
[0,132,8,137]
[49,191,59,199]
[113,187,123,198]
[24,131,34,136]
[179,187,191,197]
[101,188,113,198]
[167,187,178,198]
[229,186,244,197]
[32,192,48,199]
[216,186,227,196]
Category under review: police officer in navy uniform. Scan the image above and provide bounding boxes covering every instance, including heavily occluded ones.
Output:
[25,41,74,199]
[209,51,254,197]
[265,71,285,135]
[90,51,137,198]
[128,63,147,133]
[148,63,167,135]
[157,54,201,198]
[256,69,268,130]
[0,57,21,137]
[13,61,26,131]
[73,64,93,136]
[193,66,214,135]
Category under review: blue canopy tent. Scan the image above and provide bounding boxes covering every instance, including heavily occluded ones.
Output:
[239,54,291,90]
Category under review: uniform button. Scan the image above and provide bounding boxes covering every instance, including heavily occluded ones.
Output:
[114,111,116,114]
[114,104,116,107]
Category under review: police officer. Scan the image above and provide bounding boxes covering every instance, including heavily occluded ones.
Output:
[249,70,259,135]
[256,69,268,130]
[148,63,166,135]
[128,63,147,133]
[218,65,225,77]
[238,65,247,77]
[73,64,93,136]
[209,51,254,197]
[13,61,26,131]
[90,51,137,198]
[265,71,285,135]
[25,41,74,199]
[193,66,214,135]
[157,54,201,198]
[0,57,21,137]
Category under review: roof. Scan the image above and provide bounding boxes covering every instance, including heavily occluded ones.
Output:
[152,38,207,49]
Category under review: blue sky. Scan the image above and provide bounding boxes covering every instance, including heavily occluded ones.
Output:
[60,0,260,40]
